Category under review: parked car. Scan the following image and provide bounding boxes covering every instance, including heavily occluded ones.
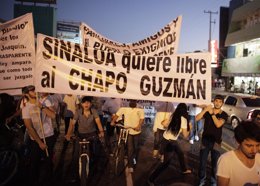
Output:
[221,94,260,129]
[247,109,260,127]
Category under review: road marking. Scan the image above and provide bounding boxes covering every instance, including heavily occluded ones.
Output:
[221,142,235,151]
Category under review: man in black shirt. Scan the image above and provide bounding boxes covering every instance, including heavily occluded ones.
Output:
[196,95,228,186]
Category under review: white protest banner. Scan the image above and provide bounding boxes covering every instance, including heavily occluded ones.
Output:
[80,16,182,56]
[0,13,35,93]
[35,34,211,105]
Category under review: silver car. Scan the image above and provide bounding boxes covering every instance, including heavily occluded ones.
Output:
[222,94,260,129]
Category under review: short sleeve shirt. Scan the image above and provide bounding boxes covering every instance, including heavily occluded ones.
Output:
[217,151,260,186]
[22,102,54,139]
[202,110,228,144]
[63,95,77,117]
[163,116,188,141]
[116,107,145,135]
[74,108,99,134]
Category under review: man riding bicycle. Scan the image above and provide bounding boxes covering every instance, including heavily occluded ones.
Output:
[65,96,105,179]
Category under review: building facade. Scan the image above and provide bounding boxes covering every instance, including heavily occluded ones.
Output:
[221,0,260,94]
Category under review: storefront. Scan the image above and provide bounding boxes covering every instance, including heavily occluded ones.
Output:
[222,0,260,95]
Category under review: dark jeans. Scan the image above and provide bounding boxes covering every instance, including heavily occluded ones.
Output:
[28,135,55,186]
[64,117,72,135]
[153,128,165,154]
[55,113,61,133]
[149,138,188,182]
[127,133,140,168]
[198,137,220,186]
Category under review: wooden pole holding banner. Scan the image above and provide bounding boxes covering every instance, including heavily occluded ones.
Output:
[36,92,49,157]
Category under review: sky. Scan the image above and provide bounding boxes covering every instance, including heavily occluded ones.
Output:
[0,0,230,53]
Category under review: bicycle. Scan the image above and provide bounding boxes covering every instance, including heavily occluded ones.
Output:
[73,134,103,186]
[0,121,24,186]
[110,122,137,176]
[78,137,91,186]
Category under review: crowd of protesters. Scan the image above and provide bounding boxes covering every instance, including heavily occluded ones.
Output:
[1,85,260,186]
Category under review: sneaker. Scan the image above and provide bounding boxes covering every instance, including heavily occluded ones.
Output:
[133,158,137,165]
[160,155,164,163]
[189,139,194,144]
[153,150,158,158]
[182,169,192,174]
[195,135,199,141]
[128,167,134,173]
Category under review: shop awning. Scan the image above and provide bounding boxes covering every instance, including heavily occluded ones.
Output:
[222,55,260,77]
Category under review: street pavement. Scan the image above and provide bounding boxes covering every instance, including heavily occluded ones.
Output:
[7,117,235,186]
[50,122,232,186]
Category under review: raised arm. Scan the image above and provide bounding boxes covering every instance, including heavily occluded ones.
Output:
[196,104,212,121]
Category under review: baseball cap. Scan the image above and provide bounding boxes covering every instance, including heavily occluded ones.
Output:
[22,85,35,94]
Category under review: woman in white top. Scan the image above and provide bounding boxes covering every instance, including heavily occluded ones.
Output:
[149,103,192,183]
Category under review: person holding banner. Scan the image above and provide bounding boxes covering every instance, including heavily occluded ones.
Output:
[22,86,56,186]
[148,103,192,185]
[188,104,203,144]
[196,94,228,186]
[152,101,175,159]
[63,94,78,136]
[102,97,122,153]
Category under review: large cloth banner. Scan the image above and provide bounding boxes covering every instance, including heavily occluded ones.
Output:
[35,34,211,105]
[80,16,182,56]
[0,13,35,92]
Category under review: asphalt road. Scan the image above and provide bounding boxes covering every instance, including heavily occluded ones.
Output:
[6,121,236,186]
[49,123,237,186]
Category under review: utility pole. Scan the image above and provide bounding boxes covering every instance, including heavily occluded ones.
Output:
[204,10,218,51]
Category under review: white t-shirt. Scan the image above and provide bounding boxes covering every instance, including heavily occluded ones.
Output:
[22,102,54,140]
[217,151,260,186]
[63,95,78,116]
[116,107,145,135]
[102,98,122,122]
[153,112,171,132]
[163,116,187,141]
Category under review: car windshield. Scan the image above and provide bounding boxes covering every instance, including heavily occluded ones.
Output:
[242,97,260,107]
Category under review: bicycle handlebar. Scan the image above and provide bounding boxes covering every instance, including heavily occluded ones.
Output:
[114,123,138,131]
[4,121,24,132]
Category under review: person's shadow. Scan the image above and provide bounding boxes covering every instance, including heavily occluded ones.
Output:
[52,140,71,186]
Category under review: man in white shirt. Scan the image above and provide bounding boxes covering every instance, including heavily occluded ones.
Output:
[217,121,260,186]
[111,99,145,173]
[22,86,56,186]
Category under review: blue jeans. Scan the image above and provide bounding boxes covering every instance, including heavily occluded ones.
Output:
[189,116,203,140]
[198,138,220,186]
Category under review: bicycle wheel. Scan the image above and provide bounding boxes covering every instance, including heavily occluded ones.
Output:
[0,150,19,186]
[114,144,125,176]
[79,154,89,186]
